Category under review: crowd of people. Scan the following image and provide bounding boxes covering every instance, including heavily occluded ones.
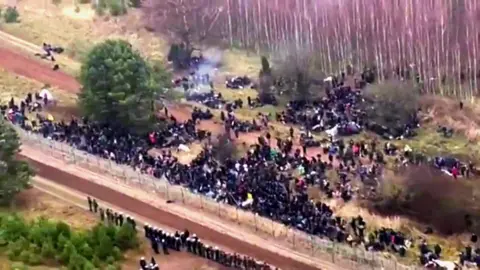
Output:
[2,84,477,268]
[87,197,275,269]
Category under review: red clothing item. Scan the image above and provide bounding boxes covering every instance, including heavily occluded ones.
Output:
[149,132,156,144]
[452,167,459,179]
[353,145,360,154]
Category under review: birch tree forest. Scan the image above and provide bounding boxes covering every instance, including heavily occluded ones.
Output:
[144,0,480,99]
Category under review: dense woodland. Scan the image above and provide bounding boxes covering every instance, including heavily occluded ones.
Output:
[145,0,480,98]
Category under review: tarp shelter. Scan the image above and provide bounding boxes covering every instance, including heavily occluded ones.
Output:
[39,88,54,100]
[178,144,190,152]
[430,259,460,270]
[326,124,339,139]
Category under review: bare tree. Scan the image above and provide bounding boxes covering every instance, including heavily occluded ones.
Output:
[272,49,326,101]
[144,0,480,99]
[145,0,225,50]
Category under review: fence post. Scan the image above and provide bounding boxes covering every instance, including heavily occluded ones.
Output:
[311,236,315,256]
[254,213,257,231]
[200,195,203,209]
[217,202,221,217]
[332,242,335,263]
[181,188,185,204]
[271,218,274,236]
[235,207,239,223]
[292,229,295,247]
[165,182,169,200]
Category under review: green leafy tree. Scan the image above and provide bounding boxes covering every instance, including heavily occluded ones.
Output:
[79,40,162,133]
[0,120,34,206]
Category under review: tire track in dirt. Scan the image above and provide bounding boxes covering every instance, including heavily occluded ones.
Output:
[19,155,323,270]
[0,47,80,92]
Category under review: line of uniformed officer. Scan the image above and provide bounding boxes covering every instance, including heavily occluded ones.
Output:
[87,197,137,230]
[143,223,275,270]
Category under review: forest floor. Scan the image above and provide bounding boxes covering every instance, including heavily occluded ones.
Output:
[0,180,228,270]
[0,0,479,266]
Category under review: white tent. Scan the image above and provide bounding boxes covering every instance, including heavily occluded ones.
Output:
[39,88,54,100]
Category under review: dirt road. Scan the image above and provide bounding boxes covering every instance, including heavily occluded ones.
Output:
[0,47,80,92]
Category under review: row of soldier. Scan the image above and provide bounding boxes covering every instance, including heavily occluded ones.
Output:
[88,197,275,269]
[143,223,276,270]
[87,196,137,229]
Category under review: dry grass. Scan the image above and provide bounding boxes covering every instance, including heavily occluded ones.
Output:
[0,67,76,105]
[0,67,79,121]
[331,201,467,264]
[10,188,97,230]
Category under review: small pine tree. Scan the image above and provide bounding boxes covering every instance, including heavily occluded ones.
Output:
[114,223,138,251]
[41,239,56,259]
[108,0,127,16]
[4,7,19,23]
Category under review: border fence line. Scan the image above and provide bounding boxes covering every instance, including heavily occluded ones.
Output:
[14,126,422,270]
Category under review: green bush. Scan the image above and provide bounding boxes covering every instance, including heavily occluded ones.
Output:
[108,0,127,16]
[115,223,138,251]
[92,0,107,15]
[3,6,19,23]
[129,0,141,8]
[10,262,28,270]
[0,214,138,268]
[78,0,91,3]
[40,239,55,259]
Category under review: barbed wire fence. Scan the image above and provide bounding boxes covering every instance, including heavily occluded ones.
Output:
[14,126,422,270]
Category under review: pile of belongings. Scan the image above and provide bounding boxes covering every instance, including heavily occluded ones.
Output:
[186,91,226,109]
[226,76,252,89]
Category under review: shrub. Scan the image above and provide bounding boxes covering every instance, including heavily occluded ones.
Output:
[95,235,113,260]
[211,134,240,162]
[115,223,138,251]
[52,0,62,6]
[10,262,28,270]
[4,7,19,23]
[129,0,141,8]
[40,239,55,259]
[79,0,91,3]
[362,80,420,130]
[94,0,107,15]
[108,0,127,16]
[18,250,32,263]
[368,165,480,234]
